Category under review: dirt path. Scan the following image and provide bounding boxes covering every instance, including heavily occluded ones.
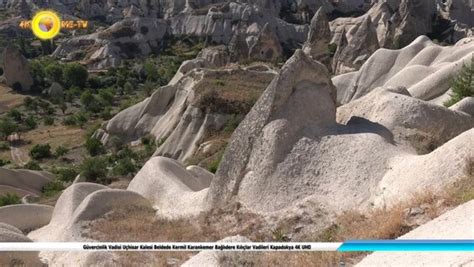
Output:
[10,145,30,165]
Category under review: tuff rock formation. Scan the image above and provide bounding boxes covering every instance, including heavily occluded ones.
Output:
[1,46,33,91]
[302,7,331,70]
[98,59,275,164]
[248,23,283,62]
[0,168,54,198]
[28,183,150,265]
[333,36,474,105]
[53,18,168,69]
[204,49,473,219]
[333,15,379,74]
[357,200,474,266]
[0,223,43,266]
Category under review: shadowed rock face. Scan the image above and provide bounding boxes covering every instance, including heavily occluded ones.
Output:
[334,15,379,74]
[302,7,331,70]
[248,23,283,62]
[1,46,33,91]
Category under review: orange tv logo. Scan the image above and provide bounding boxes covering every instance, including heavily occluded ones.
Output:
[19,10,89,40]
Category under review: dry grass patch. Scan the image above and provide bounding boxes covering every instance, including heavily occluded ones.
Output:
[0,85,25,114]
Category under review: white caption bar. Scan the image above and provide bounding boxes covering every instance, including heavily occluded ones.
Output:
[0,242,342,252]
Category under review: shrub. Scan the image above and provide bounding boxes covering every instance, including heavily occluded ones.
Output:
[0,118,17,140]
[445,57,474,107]
[85,137,105,156]
[80,157,108,183]
[23,97,35,110]
[42,180,64,197]
[208,150,224,174]
[62,115,77,126]
[0,141,10,150]
[23,160,42,170]
[53,167,78,182]
[0,159,10,167]
[43,116,54,126]
[54,145,69,158]
[7,109,23,122]
[30,143,52,160]
[23,115,37,130]
[63,63,88,88]
[0,193,21,207]
[112,157,137,176]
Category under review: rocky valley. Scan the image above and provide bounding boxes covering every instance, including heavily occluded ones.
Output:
[0,0,473,266]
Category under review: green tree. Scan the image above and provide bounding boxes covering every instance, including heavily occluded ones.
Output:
[80,157,108,183]
[144,60,158,82]
[45,64,63,83]
[29,144,52,160]
[63,63,88,88]
[85,137,105,156]
[445,57,474,107]
[0,118,17,140]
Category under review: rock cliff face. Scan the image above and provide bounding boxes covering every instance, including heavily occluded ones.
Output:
[53,18,168,69]
[98,59,275,164]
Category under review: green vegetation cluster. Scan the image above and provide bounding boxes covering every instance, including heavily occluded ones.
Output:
[444,57,474,107]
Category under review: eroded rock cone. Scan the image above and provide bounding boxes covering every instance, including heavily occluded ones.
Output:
[302,7,331,71]
[248,23,283,62]
[207,49,336,211]
[1,45,33,91]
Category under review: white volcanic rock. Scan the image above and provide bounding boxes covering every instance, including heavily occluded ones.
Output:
[450,97,474,116]
[374,129,473,208]
[53,17,168,69]
[0,204,53,231]
[127,157,210,218]
[333,36,474,105]
[0,223,43,266]
[394,0,437,48]
[28,183,150,265]
[1,45,33,91]
[330,0,440,52]
[248,23,283,62]
[302,7,331,70]
[169,2,308,47]
[182,235,251,267]
[337,87,474,153]
[100,61,274,163]
[357,200,474,266]
[204,50,473,221]
[334,15,380,74]
[198,45,229,67]
[0,168,53,197]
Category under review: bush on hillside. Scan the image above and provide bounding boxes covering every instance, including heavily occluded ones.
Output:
[0,193,21,207]
[63,63,88,88]
[80,157,108,184]
[30,144,52,160]
[85,137,105,156]
[23,160,42,170]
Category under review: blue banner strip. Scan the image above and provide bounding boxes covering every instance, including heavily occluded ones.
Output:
[338,240,474,251]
